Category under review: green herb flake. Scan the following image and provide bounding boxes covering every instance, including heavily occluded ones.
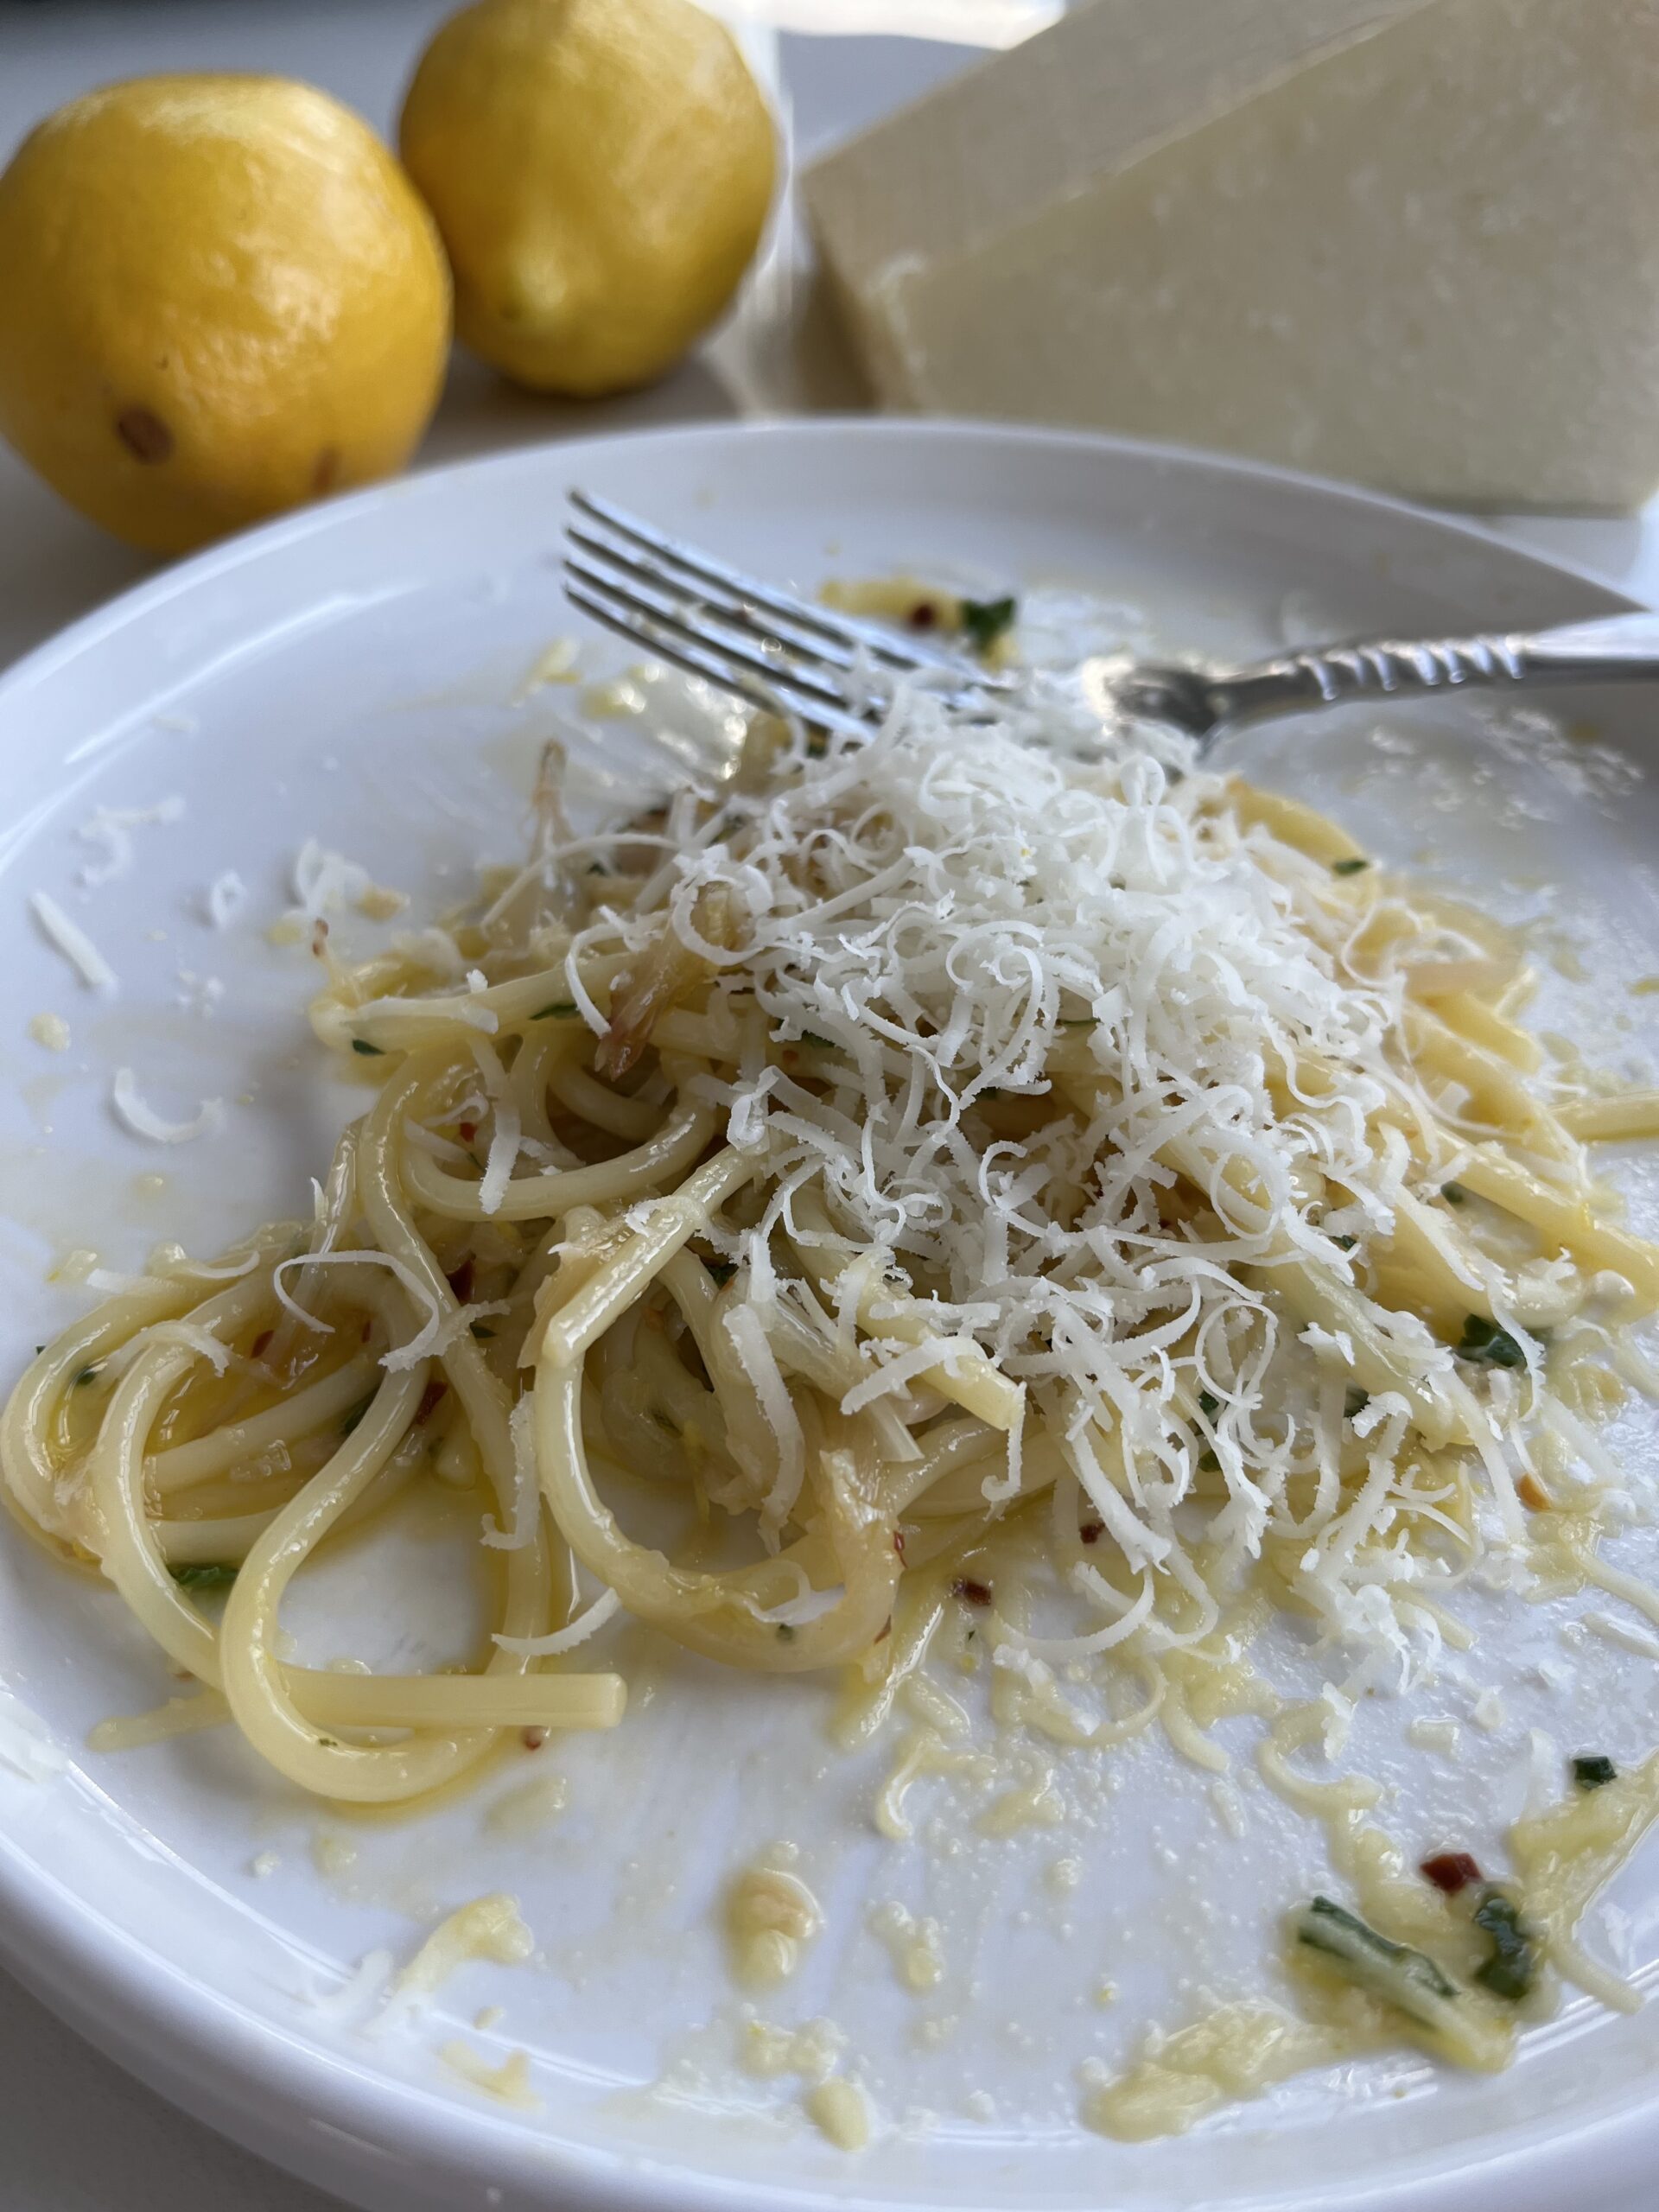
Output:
[1472,1887,1536,2002]
[1457,1313,1528,1370]
[706,1261,737,1286]
[1573,1753,1618,1791]
[1332,1233,1358,1252]
[1198,1447,1220,1473]
[350,1038,385,1057]
[1332,856,1370,877]
[318,1737,340,1749]
[1441,1182,1469,1206]
[1344,1386,1371,1421]
[340,1395,376,1437]
[170,1562,238,1592]
[534,1001,578,1020]
[959,594,1017,652]
[1295,1895,1457,2023]
[1198,1390,1219,1419]
[799,1032,836,1049]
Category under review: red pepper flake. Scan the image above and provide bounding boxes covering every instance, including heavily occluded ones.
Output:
[415,1379,448,1426]
[446,1256,475,1303]
[893,1529,906,1560]
[950,1576,993,1607]
[907,601,938,631]
[456,1120,479,1142]
[1421,1851,1482,1895]
[520,1726,548,1751]
[251,1329,273,1359]
[1079,1520,1103,1545]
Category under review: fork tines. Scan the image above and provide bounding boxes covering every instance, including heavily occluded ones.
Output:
[561,487,997,736]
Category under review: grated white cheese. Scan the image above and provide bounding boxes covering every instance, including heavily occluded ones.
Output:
[75,795,184,890]
[204,871,247,931]
[1407,1718,1461,1758]
[472,1039,522,1217]
[30,892,117,993]
[1471,1688,1507,1733]
[494,1585,620,1656]
[598,671,1516,1675]
[111,1069,224,1145]
[290,839,373,921]
[175,969,226,1020]
[1583,1610,1659,1662]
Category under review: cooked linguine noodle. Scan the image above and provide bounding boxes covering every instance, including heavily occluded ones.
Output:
[9,641,1659,2075]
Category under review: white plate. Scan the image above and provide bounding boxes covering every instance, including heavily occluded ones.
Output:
[3,419,1659,2212]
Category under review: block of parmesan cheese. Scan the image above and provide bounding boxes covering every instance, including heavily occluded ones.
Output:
[804,0,1659,510]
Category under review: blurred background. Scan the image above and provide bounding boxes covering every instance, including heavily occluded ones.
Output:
[0,0,1051,668]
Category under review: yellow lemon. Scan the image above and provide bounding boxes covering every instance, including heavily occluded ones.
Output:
[399,0,775,397]
[0,77,452,555]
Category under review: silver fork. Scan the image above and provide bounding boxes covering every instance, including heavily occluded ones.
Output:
[563,489,1659,753]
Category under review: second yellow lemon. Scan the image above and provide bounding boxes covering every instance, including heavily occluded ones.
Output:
[400,0,776,397]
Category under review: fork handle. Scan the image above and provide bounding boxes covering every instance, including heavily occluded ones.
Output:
[1208,613,1659,728]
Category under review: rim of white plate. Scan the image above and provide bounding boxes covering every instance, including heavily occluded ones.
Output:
[0,414,1649,2212]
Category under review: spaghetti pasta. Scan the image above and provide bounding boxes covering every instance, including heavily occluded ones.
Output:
[6,652,1657,1849]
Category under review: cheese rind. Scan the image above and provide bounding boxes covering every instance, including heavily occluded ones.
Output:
[806,0,1659,510]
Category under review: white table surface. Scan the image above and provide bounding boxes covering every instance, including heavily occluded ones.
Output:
[1,4,1657,2204]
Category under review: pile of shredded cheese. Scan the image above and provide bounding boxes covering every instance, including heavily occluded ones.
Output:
[582,676,1605,1683]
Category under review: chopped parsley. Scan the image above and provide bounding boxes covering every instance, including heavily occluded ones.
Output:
[1198,1447,1220,1473]
[534,1001,578,1020]
[959,594,1017,652]
[350,1038,385,1057]
[1344,1386,1370,1421]
[706,1261,737,1286]
[1332,856,1370,876]
[1456,1313,1528,1370]
[1440,1181,1469,1206]
[1332,1233,1358,1252]
[1472,1887,1536,2001]
[1198,1390,1219,1419]
[170,1561,238,1592]
[1294,1896,1456,2019]
[1573,1753,1618,1791]
[798,1032,836,1049]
